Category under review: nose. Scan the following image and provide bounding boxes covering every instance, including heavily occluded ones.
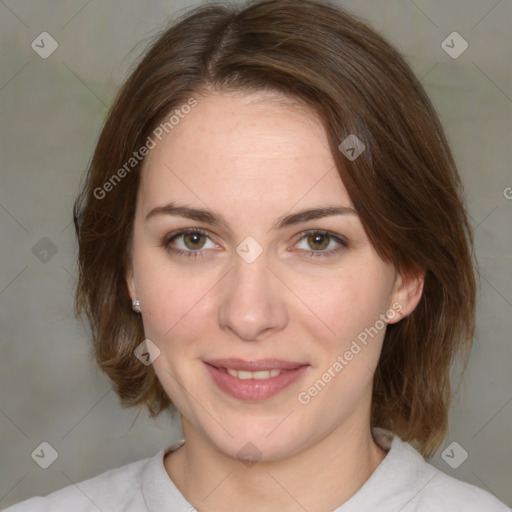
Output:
[217,249,288,341]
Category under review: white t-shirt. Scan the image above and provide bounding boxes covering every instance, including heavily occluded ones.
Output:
[3,428,509,511]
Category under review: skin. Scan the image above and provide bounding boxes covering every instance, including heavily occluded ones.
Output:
[126,91,424,512]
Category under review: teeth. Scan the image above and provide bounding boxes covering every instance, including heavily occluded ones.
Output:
[226,368,281,379]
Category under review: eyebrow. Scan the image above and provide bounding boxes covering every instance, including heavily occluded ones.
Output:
[145,202,357,230]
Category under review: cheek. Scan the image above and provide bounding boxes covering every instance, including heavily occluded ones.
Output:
[297,259,394,345]
[134,249,216,344]
[136,264,213,409]
[295,266,391,414]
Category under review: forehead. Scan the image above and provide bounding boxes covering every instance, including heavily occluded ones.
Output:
[138,91,352,212]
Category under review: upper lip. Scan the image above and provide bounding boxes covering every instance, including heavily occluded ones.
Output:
[204,358,308,371]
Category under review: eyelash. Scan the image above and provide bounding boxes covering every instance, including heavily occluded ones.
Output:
[163,228,348,259]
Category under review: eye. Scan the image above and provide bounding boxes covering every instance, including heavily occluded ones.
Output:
[293,230,348,258]
[164,228,219,258]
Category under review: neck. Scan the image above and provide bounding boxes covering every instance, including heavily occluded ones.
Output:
[165,412,387,512]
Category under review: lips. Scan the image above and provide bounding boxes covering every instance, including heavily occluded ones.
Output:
[203,358,309,401]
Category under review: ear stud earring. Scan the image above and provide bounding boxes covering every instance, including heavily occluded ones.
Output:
[132,299,141,313]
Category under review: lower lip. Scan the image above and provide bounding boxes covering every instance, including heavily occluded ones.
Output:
[204,363,309,401]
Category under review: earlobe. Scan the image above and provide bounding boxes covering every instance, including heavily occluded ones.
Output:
[126,268,142,313]
[388,270,425,324]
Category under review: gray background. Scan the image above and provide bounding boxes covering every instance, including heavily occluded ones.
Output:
[0,0,511,508]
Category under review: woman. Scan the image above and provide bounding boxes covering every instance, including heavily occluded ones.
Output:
[5,0,509,510]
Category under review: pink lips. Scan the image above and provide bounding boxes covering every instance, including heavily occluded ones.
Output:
[203,358,309,401]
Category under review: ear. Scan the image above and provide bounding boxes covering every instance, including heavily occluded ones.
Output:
[125,262,137,302]
[387,268,425,324]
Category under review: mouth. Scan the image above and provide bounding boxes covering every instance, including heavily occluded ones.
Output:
[203,358,309,401]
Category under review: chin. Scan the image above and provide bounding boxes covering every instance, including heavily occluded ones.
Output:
[201,413,309,463]
[220,432,302,464]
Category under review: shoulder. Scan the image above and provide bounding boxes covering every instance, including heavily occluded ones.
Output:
[2,452,155,512]
[366,429,510,512]
[380,431,510,511]
[412,465,511,511]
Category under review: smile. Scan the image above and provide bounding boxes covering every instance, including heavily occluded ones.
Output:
[203,359,309,401]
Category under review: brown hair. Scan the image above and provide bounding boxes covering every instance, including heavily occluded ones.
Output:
[74,0,476,457]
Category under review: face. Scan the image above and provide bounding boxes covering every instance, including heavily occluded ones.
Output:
[127,91,419,462]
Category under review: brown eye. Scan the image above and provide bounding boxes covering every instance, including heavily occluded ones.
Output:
[306,233,330,251]
[164,228,220,259]
[183,232,207,250]
[294,230,348,259]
